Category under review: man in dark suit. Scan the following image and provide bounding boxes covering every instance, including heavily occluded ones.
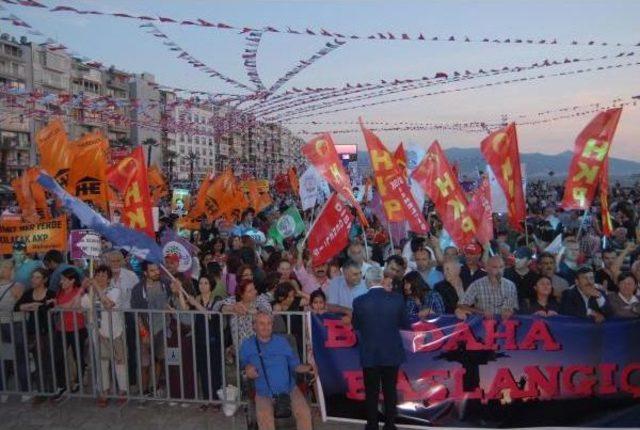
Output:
[352,265,410,430]
[560,266,613,323]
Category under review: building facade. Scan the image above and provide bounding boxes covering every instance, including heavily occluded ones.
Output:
[0,31,306,192]
[0,34,31,184]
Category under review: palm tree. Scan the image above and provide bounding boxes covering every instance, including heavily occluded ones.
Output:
[164,148,178,185]
[142,137,159,167]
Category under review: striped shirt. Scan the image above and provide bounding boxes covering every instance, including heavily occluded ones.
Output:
[460,276,519,314]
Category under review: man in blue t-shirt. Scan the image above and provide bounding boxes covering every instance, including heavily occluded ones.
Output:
[12,240,42,289]
[239,312,313,430]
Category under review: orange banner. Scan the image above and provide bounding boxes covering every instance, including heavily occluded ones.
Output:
[302,133,367,227]
[148,165,169,204]
[480,123,526,232]
[196,169,249,222]
[412,141,476,247]
[107,147,155,237]
[11,168,50,223]
[360,119,428,234]
[0,216,67,254]
[561,108,623,211]
[68,132,110,215]
[246,179,273,213]
[35,119,72,189]
[288,167,300,194]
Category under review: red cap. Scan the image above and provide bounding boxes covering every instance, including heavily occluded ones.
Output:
[463,243,482,255]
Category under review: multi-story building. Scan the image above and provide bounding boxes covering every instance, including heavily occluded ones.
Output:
[129,72,161,166]
[0,30,307,192]
[0,34,30,184]
[171,100,216,182]
[103,66,131,147]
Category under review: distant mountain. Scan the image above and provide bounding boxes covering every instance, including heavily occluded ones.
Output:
[356,148,640,179]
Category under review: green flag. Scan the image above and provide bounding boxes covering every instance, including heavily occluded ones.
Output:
[268,206,305,245]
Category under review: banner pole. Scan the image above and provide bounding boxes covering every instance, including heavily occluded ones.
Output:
[300,197,331,248]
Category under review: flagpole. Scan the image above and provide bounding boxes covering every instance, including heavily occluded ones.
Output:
[387,221,394,249]
[300,198,331,248]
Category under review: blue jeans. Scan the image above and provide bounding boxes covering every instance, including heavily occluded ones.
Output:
[0,322,29,392]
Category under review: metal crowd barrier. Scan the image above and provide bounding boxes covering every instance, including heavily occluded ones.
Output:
[0,308,311,406]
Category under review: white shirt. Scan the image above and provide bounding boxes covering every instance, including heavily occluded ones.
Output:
[81,282,125,338]
[112,268,139,310]
[618,293,639,306]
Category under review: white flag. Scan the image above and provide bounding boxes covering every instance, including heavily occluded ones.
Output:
[299,167,319,211]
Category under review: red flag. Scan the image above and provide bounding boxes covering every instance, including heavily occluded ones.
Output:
[468,176,494,244]
[561,108,623,210]
[393,142,408,179]
[302,133,368,227]
[307,194,354,266]
[600,159,613,236]
[360,119,428,234]
[107,147,155,237]
[412,141,476,247]
[480,123,526,231]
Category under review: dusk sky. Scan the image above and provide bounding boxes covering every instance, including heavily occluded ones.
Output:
[6,0,640,160]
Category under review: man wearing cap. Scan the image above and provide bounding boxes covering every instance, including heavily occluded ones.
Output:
[11,240,42,289]
[505,247,539,308]
[460,243,486,287]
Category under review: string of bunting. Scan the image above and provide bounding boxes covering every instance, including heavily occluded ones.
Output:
[247,51,636,117]
[269,59,640,121]
[7,0,640,48]
[0,7,248,103]
[258,38,347,99]
[285,96,633,126]
[242,30,266,92]
[294,99,638,135]
[140,23,254,92]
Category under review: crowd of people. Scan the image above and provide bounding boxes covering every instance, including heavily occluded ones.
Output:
[1,176,640,429]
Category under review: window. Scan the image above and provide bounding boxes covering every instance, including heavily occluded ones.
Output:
[3,44,20,57]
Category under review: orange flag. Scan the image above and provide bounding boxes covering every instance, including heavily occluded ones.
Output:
[247,179,273,213]
[188,173,214,220]
[480,123,526,232]
[35,119,72,189]
[68,131,110,215]
[148,165,169,204]
[412,141,476,247]
[203,169,249,222]
[393,143,408,179]
[106,147,155,237]
[561,108,623,211]
[360,119,428,234]
[11,168,50,223]
[302,133,368,227]
[288,167,300,194]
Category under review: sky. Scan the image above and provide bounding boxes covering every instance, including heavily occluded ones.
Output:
[5,0,640,160]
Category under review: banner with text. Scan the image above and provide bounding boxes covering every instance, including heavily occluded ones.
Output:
[312,314,640,428]
[0,216,68,254]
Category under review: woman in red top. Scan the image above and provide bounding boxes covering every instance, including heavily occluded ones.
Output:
[51,268,88,401]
